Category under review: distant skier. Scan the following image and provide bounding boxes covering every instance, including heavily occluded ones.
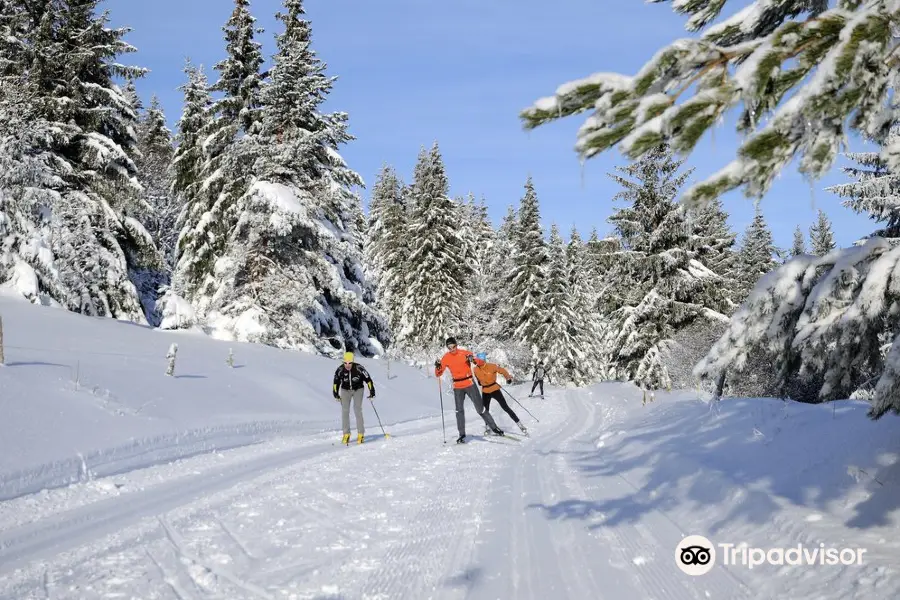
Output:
[332,351,376,445]
[529,361,550,398]
[473,352,527,434]
[434,337,504,444]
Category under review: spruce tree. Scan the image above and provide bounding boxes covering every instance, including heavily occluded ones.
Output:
[398,143,471,350]
[790,225,807,257]
[504,177,550,364]
[168,60,213,306]
[135,96,177,271]
[196,0,386,355]
[809,209,837,256]
[9,0,159,321]
[536,224,583,382]
[177,0,265,314]
[603,145,727,390]
[733,206,779,303]
[825,129,900,239]
[462,194,497,350]
[686,196,738,308]
[365,164,408,334]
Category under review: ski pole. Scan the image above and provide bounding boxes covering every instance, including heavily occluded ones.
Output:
[499,384,540,423]
[438,376,447,443]
[370,400,390,438]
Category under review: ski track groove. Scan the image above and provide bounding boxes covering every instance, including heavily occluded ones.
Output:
[159,516,274,600]
[584,393,752,600]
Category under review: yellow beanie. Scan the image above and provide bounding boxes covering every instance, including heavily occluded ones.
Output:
[343,351,354,363]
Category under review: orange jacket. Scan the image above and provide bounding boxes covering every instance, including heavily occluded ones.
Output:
[473,362,511,394]
[435,349,485,389]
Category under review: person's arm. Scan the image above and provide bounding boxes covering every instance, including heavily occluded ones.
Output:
[498,366,512,383]
[359,365,375,396]
[434,357,445,377]
[332,367,341,398]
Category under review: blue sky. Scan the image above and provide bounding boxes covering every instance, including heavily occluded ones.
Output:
[108,0,877,250]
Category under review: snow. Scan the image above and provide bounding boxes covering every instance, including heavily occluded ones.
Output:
[0,298,898,598]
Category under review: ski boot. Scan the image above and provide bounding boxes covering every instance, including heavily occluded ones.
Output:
[456,435,466,444]
[484,427,492,437]
[358,434,364,444]
[517,422,528,434]
[491,427,505,436]
[341,433,350,445]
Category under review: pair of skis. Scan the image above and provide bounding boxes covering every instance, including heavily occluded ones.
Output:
[457,431,525,444]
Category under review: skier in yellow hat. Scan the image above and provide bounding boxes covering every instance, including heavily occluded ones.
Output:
[332,351,375,444]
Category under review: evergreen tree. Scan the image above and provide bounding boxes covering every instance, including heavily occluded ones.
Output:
[365,164,408,334]
[398,143,471,349]
[536,224,582,381]
[734,206,779,303]
[194,0,386,355]
[135,96,177,271]
[567,226,606,380]
[809,209,837,256]
[8,0,159,321]
[504,177,550,363]
[603,145,727,390]
[462,194,497,349]
[168,60,213,306]
[790,225,807,257]
[177,0,265,314]
[825,129,900,239]
[686,196,738,308]
[521,1,899,210]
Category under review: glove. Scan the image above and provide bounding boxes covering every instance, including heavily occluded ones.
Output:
[506,378,513,384]
[369,393,375,400]
[333,395,340,402]
[434,360,442,368]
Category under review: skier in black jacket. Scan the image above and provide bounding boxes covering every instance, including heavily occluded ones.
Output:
[332,351,376,444]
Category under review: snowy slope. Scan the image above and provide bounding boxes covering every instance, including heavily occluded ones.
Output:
[0,295,899,599]
[0,293,442,501]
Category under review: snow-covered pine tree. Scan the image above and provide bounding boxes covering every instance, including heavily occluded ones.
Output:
[686,195,738,310]
[536,224,580,382]
[461,193,497,350]
[173,0,265,317]
[8,0,160,321]
[397,143,471,350]
[365,164,408,333]
[790,225,807,257]
[196,0,387,355]
[521,1,900,211]
[603,145,728,390]
[567,227,607,379]
[825,128,900,239]
[0,81,66,305]
[159,61,213,328]
[504,177,550,365]
[135,96,177,271]
[809,209,837,256]
[733,206,779,304]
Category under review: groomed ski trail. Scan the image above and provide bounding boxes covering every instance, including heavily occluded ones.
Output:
[1,388,858,599]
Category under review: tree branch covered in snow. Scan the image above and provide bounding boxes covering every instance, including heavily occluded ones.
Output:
[695,237,900,418]
[521,1,900,208]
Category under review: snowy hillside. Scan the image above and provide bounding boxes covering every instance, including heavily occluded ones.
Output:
[0,295,898,599]
[0,292,441,501]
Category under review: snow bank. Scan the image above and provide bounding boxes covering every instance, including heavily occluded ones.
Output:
[0,296,441,501]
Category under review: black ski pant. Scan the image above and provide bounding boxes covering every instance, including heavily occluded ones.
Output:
[483,389,520,423]
[530,380,544,396]
[453,384,499,437]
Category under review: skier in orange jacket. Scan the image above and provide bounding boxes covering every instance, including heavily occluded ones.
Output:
[434,336,504,444]
[473,352,527,434]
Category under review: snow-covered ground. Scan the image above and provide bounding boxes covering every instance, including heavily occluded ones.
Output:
[0,296,898,599]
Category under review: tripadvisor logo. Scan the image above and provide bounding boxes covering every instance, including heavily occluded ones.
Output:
[676,535,715,576]
[676,535,867,575]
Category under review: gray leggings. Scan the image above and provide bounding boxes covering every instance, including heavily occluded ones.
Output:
[453,384,498,436]
[340,388,364,435]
